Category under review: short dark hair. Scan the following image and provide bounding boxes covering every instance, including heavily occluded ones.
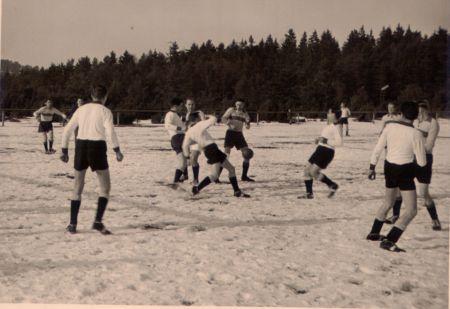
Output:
[170,97,184,107]
[418,100,430,110]
[91,85,108,99]
[400,101,419,121]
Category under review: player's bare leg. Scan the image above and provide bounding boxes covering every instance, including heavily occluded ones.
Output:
[417,182,441,230]
[41,132,49,154]
[92,169,112,234]
[174,153,187,183]
[66,169,87,234]
[366,187,397,240]
[48,130,55,153]
[240,146,254,182]
[385,188,402,224]
[215,147,231,183]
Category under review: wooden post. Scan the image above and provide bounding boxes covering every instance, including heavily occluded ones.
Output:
[1,110,4,127]
[256,112,259,125]
[117,112,120,126]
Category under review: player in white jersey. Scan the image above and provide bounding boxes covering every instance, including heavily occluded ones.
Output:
[413,101,441,230]
[338,102,351,136]
[164,98,187,184]
[183,98,206,185]
[60,85,124,235]
[367,101,426,252]
[220,100,255,182]
[379,102,403,224]
[182,116,249,197]
[301,110,342,199]
[33,99,67,154]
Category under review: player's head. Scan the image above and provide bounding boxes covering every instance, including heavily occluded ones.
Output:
[77,98,84,107]
[185,98,195,112]
[170,97,184,112]
[45,99,53,108]
[327,109,339,124]
[340,102,346,108]
[387,102,396,114]
[235,100,245,111]
[400,101,419,121]
[418,100,430,118]
[91,85,108,104]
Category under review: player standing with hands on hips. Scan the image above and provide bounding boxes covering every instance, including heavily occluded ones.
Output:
[60,85,124,235]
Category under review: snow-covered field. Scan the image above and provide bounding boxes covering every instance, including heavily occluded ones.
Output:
[0,118,449,308]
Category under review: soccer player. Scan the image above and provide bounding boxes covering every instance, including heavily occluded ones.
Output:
[184,98,206,185]
[33,99,67,154]
[60,85,124,235]
[67,98,85,140]
[301,110,342,199]
[221,100,254,182]
[413,101,441,230]
[380,102,401,131]
[367,101,426,252]
[339,102,351,136]
[164,97,187,184]
[182,115,249,197]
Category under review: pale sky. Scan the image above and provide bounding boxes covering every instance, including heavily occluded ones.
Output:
[1,0,449,67]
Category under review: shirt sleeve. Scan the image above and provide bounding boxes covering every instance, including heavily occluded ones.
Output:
[222,108,233,121]
[425,119,439,152]
[164,112,178,131]
[61,110,79,148]
[370,128,388,166]
[413,130,427,167]
[198,110,206,121]
[104,109,120,149]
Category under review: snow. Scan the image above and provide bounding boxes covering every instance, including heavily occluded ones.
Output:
[0,118,448,308]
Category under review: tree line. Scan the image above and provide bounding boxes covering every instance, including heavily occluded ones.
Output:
[0,25,447,122]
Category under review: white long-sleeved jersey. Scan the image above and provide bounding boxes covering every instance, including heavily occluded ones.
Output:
[34,106,66,122]
[182,117,216,157]
[319,124,343,149]
[413,117,439,154]
[370,122,426,167]
[164,110,185,138]
[222,108,250,132]
[380,113,401,131]
[61,103,120,149]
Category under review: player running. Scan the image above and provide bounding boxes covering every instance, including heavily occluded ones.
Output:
[164,98,187,184]
[61,85,124,235]
[182,115,249,197]
[339,102,351,136]
[33,99,67,154]
[301,109,342,199]
[220,100,255,182]
[367,101,426,252]
[184,98,206,185]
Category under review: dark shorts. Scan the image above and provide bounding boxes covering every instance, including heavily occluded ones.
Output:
[339,117,348,125]
[170,134,185,154]
[224,130,248,150]
[38,121,53,133]
[204,143,227,165]
[308,145,335,169]
[415,154,433,184]
[384,160,416,191]
[74,139,109,171]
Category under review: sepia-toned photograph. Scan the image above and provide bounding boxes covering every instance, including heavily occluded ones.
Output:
[0,0,449,308]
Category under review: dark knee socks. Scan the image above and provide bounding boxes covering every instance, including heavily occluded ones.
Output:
[197,177,212,191]
[393,197,402,217]
[174,169,183,182]
[229,176,240,192]
[95,197,108,222]
[305,179,313,194]
[43,141,48,152]
[70,200,81,225]
[49,140,53,150]
[386,226,403,243]
[242,161,250,178]
[426,201,439,220]
[183,167,188,179]
[192,165,199,182]
[370,219,384,235]
[320,174,335,187]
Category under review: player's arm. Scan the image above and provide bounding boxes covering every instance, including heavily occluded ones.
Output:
[245,112,251,129]
[33,107,45,120]
[104,109,123,161]
[425,119,439,153]
[413,130,427,167]
[53,108,67,120]
[347,108,351,117]
[198,110,206,121]
[164,112,179,131]
[368,128,388,178]
[60,111,79,162]
[182,135,193,159]
[222,108,233,124]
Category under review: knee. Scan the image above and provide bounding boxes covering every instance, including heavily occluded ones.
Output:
[209,173,218,182]
[228,165,236,176]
